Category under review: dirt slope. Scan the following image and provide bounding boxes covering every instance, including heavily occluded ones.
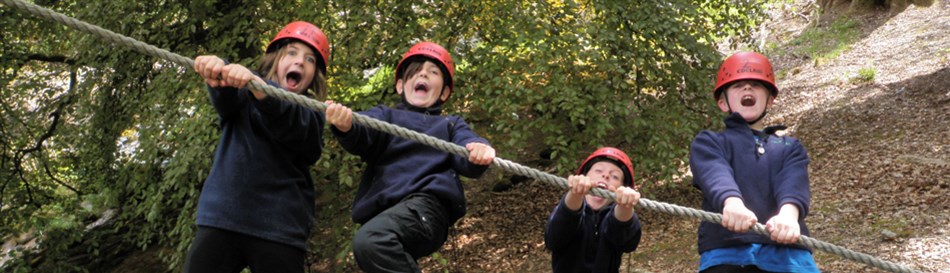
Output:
[430,1,950,273]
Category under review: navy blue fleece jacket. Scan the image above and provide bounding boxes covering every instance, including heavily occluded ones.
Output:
[197,81,324,251]
[544,198,642,273]
[331,103,490,225]
[689,113,811,254]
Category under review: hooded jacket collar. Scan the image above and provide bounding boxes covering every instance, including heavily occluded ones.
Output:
[724,112,751,130]
[396,96,444,115]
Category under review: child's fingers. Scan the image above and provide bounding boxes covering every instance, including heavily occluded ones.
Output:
[723,210,755,233]
[327,104,340,122]
[469,151,484,164]
[219,65,235,87]
[196,57,222,87]
[617,188,640,208]
[195,56,224,81]
[193,58,203,75]
[615,188,626,205]
[193,56,210,75]
[786,230,800,243]
[744,218,757,233]
[569,175,591,195]
[474,147,495,165]
[484,148,496,163]
[465,143,493,165]
[729,218,746,233]
[325,103,334,114]
[770,224,790,243]
[773,228,789,243]
[223,65,253,89]
[567,175,578,192]
[326,103,353,132]
[767,218,800,244]
[467,146,479,163]
[571,177,581,194]
[738,214,756,233]
[205,78,220,88]
[580,176,593,194]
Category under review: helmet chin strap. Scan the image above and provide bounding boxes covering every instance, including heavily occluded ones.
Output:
[748,109,769,125]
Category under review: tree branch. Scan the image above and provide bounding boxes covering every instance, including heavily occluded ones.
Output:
[0,136,10,209]
[18,74,73,155]
[678,87,704,114]
[15,167,42,208]
[10,70,77,208]
[44,161,81,197]
[24,53,77,65]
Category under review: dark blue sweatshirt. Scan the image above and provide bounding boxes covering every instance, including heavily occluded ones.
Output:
[331,104,490,224]
[689,113,811,254]
[544,198,642,273]
[196,82,324,251]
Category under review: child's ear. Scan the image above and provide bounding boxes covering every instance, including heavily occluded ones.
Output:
[766,95,776,109]
[440,86,451,101]
[396,78,405,95]
[716,96,730,113]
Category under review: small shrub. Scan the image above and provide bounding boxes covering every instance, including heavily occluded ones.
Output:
[851,67,876,83]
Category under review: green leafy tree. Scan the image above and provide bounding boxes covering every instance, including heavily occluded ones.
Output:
[1,0,766,271]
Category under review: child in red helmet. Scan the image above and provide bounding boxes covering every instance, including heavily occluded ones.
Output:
[325,41,495,272]
[185,21,330,273]
[690,52,819,273]
[544,147,643,273]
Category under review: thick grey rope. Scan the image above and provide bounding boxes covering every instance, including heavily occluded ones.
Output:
[1,0,923,272]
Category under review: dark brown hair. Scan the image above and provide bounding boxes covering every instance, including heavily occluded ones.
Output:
[399,61,424,81]
[399,58,451,88]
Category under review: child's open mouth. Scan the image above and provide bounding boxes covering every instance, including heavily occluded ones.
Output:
[286,71,302,89]
[740,95,756,106]
[414,82,429,94]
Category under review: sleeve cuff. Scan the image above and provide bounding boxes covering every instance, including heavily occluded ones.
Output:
[715,191,743,211]
[555,197,583,217]
[778,197,808,218]
[608,207,639,226]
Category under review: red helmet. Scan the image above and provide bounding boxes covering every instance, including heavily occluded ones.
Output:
[714,52,777,99]
[267,21,330,72]
[576,147,635,188]
[395,41,455,95]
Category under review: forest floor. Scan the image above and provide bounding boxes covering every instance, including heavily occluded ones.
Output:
[101,1,949,273]
[413,1,950,273]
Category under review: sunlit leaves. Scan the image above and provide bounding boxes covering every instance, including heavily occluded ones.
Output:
[1,0,766,270]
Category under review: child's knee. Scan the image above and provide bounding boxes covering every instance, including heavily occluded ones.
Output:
[351,229,375,255]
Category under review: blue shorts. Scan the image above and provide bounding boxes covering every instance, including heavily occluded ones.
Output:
[699,243,820,273]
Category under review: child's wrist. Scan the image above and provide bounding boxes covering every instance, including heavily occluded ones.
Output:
[778,203,800,218]
[723,196,744,207]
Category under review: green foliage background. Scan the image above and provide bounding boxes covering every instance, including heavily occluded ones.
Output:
[1,0,766,271]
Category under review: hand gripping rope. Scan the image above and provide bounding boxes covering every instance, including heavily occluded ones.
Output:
[0,0,925,272]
